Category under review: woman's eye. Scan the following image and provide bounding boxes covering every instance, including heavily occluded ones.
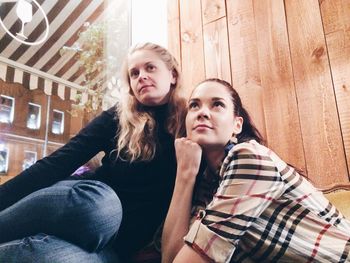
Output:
[146,64,156,71]
[188,102,199,109]
[129,70,139,79]
[213,101,225,108]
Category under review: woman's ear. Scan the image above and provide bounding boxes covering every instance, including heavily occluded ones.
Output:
[171,70,177,85]
[233,116,243,135]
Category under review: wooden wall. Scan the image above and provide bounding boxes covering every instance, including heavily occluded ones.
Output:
[167,0,350,188]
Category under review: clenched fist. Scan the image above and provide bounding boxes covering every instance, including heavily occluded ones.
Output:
[174,138,202,184]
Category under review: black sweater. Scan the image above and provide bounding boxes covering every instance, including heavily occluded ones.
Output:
[0,105,177,258]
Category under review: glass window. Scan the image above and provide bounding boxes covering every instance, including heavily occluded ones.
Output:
[52,109,64,135]
[131,0,167,46]
[0,144,9,174]
[22,150,37,171]
[26,103,41,130]
[0,95,15,124]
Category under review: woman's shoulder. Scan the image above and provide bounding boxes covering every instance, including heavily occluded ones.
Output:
[105,105,118,118]
[228,140,270,157]
[78,105,119,138]
[221,140,287,174]
[92,105,118,125]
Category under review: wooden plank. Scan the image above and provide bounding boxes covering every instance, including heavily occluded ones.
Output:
[203,17,231,83]
[285,0,348,187]
[320,0,350,181]
[253,0,305,172]
[167,0,182,68]
[226,0,267,143]
[179,0,206,97]
[201,0,226,25]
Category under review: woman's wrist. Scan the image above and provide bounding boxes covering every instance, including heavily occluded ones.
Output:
[175,169,197,185]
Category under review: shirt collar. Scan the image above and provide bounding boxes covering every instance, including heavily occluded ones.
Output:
[224,141,236,156]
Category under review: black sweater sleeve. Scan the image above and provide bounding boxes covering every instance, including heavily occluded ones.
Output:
[0,107,117,211]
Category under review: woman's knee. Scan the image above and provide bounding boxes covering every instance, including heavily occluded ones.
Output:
[67,180,122,223]
[53,180,123,252]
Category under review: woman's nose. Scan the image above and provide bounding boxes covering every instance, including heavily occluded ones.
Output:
[138,70,148,81]
[197,107,210,119]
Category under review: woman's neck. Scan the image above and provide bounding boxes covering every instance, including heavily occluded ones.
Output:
[203,148,225,175]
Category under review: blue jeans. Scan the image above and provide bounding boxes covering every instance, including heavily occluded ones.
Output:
[0,180,122,262]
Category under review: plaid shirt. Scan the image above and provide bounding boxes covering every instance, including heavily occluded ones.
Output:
[184,140,350,262]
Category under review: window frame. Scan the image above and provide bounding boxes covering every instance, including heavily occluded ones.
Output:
[0,144,9,175]
[51,109,64,135]
[0,94,15,124]
[26,102,41,130]
[22,150,37,171]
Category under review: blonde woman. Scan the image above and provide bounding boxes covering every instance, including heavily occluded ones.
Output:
[0,43,185,263]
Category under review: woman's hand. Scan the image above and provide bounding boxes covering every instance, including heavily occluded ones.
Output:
[175,138,202,183]
[162,138,202,263]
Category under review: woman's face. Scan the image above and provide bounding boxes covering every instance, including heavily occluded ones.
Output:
[127,49,176,106]
[185,81,243,150]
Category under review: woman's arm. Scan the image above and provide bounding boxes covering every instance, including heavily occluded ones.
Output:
[173,244,210,263]
[181,142,286,262]
[161,138,202,263]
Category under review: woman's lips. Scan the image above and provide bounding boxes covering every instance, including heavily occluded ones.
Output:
[193,124,213,130]
[139,85,153,94]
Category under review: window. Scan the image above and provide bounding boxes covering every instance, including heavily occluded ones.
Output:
[52,109,64,134]
[0,144,9,174]
[131,0,167,46]
[27,103,41,130]
[22,150,37,171]
[0,95,15,124]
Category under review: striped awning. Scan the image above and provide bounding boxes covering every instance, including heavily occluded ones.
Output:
[0,0,129,101]
[0,64,74,100]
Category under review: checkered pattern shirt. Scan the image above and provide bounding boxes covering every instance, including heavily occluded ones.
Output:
[184,140,350,262]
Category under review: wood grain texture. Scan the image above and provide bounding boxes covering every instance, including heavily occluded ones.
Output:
[253,0,305,172]
[201,0,226,25]
[226,0,267,140]
[167,0,182,68]
[285,0,348,187]
[320,0,350,180]
[203,17,231,83]
[167,0,350,188]
[179,0,206,97]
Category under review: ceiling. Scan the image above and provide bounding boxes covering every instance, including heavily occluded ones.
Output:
[0,0,130,101]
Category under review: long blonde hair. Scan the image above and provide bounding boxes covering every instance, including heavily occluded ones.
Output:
[116,43,185,162]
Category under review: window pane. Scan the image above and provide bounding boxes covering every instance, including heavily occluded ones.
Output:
[22,150,37,171]
[0,95,14,124]
[0,145,9,174]
[131,0,167,46]
[52,110,64,135]
[27,103,41,130]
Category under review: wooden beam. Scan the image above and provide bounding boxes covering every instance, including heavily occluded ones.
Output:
[253,0,305,172]
[320,0,350,181]
[226,0,267,141]
[285,0,348,187]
